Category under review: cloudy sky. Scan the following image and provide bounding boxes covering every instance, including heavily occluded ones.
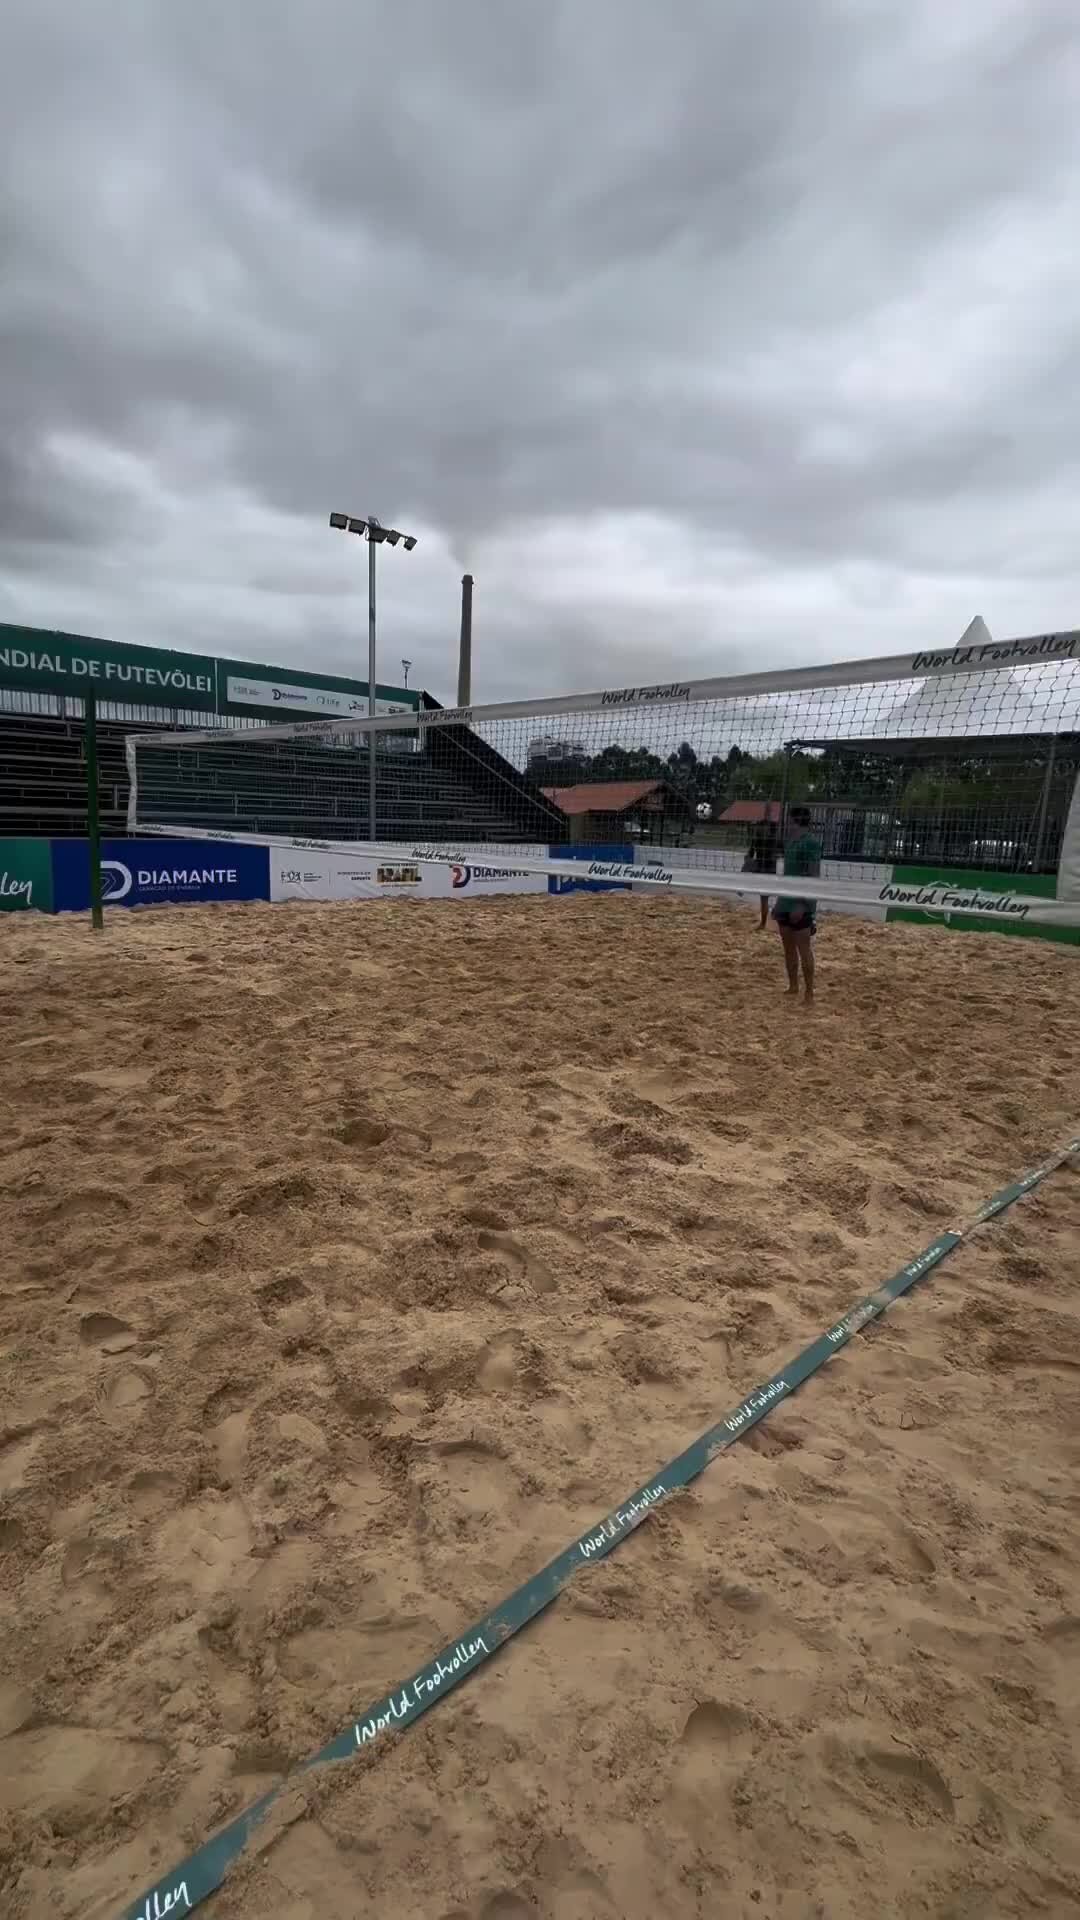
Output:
[1,0,1078,704]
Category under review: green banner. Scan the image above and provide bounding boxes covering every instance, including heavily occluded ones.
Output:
[0,838,53,912]
[0,622,416,722]
[885,865,1079,944]
[0,624,216,710]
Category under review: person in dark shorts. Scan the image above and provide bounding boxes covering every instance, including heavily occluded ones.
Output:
[773,805,821,1000]
[742,810,780,929]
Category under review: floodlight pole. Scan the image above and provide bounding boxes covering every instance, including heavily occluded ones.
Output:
[328,511,418,845]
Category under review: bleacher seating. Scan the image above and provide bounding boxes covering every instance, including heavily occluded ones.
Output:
[0,711,556,845]
[0,713,136,838]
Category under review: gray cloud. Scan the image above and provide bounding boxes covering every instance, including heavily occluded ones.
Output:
[1,0,1079,703]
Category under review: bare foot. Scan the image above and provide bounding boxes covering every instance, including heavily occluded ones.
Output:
[784,985,800,996]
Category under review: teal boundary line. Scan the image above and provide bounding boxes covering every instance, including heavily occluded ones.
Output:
[123,1134,1080,1920]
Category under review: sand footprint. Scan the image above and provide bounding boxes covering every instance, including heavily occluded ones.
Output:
[477,1330,521,1392]
[668,1700,756,1829]
[255,1274,311,1323]
[680,1699,755,1759]
[157,1494,253,1598]
[1042,1616,1080,1736]
[0,1427,45,1493]
[79,1311,137,1354]
[0,1681,34,1739]
[129,1469,179,1518]
[98,1369,154,1424]
[477,1230,556,1296]
[213,1410,252,1486]
[337,1116,390,1148]
[49,1188,131,1224]
[822,1733,955,1822]
[478,1893,540,1920]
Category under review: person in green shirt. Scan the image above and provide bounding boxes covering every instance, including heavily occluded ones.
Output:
[772,805,821,1000]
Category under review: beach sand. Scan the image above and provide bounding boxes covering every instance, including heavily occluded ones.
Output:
[1,892,1079,1920]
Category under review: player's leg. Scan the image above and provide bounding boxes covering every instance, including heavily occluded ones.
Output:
[778,920,799,993]
[794,927,815,1000]
[758,891,769,929]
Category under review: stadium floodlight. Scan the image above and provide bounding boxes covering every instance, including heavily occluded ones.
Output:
[328,509,418,839]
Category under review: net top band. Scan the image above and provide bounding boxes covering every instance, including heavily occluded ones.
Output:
[141,627,1080,751]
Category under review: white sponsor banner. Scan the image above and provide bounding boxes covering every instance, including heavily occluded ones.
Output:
[270,849,382,901]
[270,843,548,904]
[226,675,414,722]
[439,853,549,898]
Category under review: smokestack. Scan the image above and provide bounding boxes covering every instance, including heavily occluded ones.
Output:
[456,573,473,708]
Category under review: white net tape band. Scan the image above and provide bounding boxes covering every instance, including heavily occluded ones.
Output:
[133,823,1080,925]
[144,627,1080,751]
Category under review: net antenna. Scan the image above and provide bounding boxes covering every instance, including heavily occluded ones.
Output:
[126,619,1080,922]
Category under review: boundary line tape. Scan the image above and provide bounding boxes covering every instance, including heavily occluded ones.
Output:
[123,1132,1080,1920]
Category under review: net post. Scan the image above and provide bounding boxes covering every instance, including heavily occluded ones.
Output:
[85,690,104,932]
[124,731,139,832]
[368,536,377,843]
[1031,732,1059,872]
[778,738,794,851]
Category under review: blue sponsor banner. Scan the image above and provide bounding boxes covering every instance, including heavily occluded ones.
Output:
[51,838,270,914]
[547,844,634,895]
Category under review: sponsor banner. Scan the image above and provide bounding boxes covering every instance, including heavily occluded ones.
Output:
[0,619,416,723]
[222,673,416,724]
[0,624,215,709]
[51,838,270,914]
[270,848,381,901]
[270,843,549,903]
[439,852,549,898]
[0,837,53,912]
[884,865,1080,944]
[548,843,634,895]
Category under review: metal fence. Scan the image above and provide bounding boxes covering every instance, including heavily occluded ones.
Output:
[692,734,1079,875]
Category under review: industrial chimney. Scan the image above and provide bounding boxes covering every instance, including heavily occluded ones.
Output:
[457,574,473,708]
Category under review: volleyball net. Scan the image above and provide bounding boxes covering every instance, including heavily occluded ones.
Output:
[126,625,1080,924]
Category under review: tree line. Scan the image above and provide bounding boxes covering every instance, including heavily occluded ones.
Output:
[531,738,1057,812]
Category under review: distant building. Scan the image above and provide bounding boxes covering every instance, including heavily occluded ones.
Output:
[717,800,783,826]
[528,734,589,767]
[542,778,695,845]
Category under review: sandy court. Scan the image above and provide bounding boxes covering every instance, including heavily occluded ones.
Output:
[1,891,1080,1920]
